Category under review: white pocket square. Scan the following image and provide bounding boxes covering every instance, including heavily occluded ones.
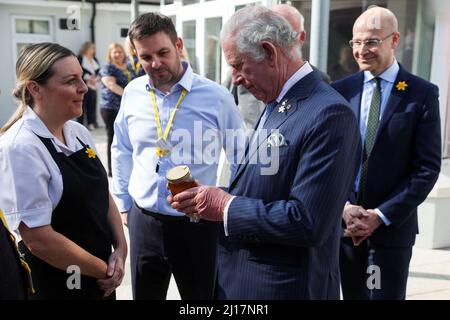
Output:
[267,133,287,147]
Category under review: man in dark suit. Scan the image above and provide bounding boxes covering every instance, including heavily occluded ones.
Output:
[331,6,441,300]
[169,5,360,300]
[224,3,330,129]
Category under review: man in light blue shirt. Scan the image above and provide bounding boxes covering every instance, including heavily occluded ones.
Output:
[111,13,245,300]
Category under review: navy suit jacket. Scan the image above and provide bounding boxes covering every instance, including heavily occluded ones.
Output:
[332,65,441,247]
[216,72,361,300]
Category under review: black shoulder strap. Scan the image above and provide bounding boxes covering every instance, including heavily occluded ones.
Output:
[76,137,88,148]
[36,134,88,153]
[35,134,59,154]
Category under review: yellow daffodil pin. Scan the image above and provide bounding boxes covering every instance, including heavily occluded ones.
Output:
[156,147,170,158]
[85,147,97,159]
[156,147,164,157]
[395,81,408,91]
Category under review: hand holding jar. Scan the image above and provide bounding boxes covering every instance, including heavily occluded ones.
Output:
[167,169,232,222]
[166,165,199,222]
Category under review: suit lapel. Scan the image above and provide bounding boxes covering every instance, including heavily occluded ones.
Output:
[229,72,320,189]
[244,99,297,164]
[350,72,364,123]
[375,66,410,142]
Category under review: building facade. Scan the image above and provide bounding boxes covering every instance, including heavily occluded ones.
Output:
[0,0,158,125]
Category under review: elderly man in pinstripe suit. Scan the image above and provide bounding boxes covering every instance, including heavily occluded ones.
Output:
[169,5,361,300]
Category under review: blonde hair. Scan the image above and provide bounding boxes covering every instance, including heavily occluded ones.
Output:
[0,42,75,134]
[124,36,136,57]
[79,41,95,56]
[106,43,126,64]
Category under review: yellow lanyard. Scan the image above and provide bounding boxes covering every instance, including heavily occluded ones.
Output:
[0,210,10,233]
[122,68,132,83]
[129,55,141,76]
[0,209,35,294]
[150,88,187,157]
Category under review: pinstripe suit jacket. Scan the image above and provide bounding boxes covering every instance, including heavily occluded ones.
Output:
[216,72,361,300]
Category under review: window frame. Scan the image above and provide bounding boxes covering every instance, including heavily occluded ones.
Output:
[11,15,54,64]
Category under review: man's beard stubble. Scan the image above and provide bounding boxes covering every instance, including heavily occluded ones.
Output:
[150,57,184,89]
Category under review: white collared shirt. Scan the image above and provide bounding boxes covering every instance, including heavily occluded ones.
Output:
[0,107,98,234]
[80,55,99,80]
[276,61,314,103]
[111,61,245,215]
[354,59,399,226]
[360,59,399,141]
[253,61,314,130]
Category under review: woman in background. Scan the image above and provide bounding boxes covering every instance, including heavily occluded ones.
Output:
[77,42,100,130]
[99,43,130,177]
[0,43,127,299]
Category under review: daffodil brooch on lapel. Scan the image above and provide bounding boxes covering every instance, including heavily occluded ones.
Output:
[278,99,291,113]
[395,81,408,91]
[85,147,97,159]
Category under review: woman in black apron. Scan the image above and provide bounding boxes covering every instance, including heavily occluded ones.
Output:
[0,43,127,299]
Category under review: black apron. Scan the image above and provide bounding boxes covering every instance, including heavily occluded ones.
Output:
[19,135,113,299]
[0,217,28,299]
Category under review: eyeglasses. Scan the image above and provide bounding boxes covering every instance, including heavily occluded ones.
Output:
[349,33,394,49]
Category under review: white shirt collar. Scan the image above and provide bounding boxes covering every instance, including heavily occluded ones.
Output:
[23,106,79,151]
[276,61,314,102]
[147,61,194,93]
[176,61,194,92]
[364,58,399,84]
[81,55,99,73]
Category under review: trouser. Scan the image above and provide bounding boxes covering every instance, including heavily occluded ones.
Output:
[77,88,97,126]
[340,237,412,300]
[128,202,219,300]
[100,108,118,176]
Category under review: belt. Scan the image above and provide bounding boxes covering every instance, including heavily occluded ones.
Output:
[135,203,187,222]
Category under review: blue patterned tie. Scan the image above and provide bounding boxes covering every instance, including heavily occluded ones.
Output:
[245,101,278,163]
[357,77,381,204]
[258,101,277,129]
[253,101,277,143]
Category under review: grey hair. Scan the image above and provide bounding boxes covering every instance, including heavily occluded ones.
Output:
[221,5,301,61]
